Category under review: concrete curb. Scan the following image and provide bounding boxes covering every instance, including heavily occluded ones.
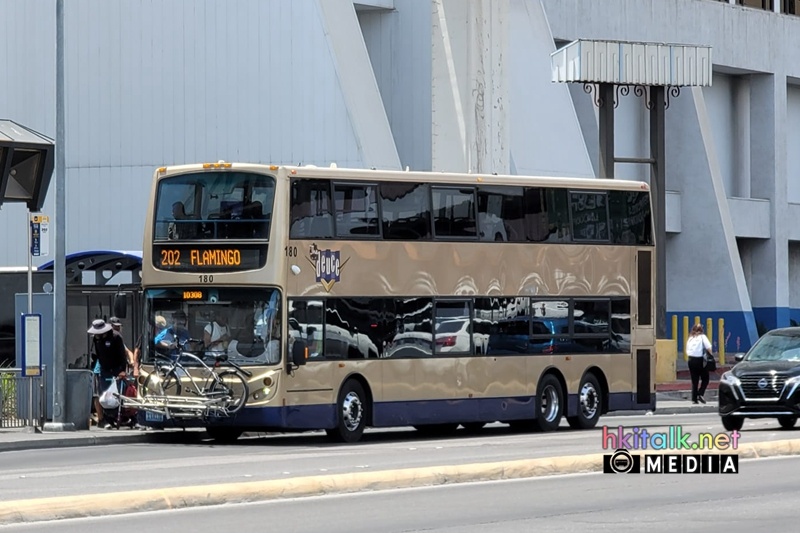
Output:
[0,431,206,454]
[0,434,150,453]
[2,437,800,525]
[609,405,718,416]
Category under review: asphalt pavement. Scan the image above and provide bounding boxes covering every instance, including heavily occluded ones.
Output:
[2,455,798,532]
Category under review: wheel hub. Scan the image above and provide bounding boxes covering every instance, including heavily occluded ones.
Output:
[342,391,363,431]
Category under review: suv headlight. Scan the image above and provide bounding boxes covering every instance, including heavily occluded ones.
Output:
[720,372,741,387]
[784,375,800,398]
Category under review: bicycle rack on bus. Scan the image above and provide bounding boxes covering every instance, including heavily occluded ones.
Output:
[117,392,235,420]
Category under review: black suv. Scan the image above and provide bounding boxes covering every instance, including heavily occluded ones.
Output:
[718,327,800,431]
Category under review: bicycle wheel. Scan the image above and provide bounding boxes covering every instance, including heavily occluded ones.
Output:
[161,371,182,396]
[142,369,182,396]
[207,371,249,414]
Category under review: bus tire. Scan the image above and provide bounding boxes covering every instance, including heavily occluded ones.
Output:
[206,427,243,443]
[567,373,602,430]
[327,380,368,443]
[535,374,564,432]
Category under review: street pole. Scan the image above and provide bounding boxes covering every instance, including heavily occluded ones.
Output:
[44,0,74,431]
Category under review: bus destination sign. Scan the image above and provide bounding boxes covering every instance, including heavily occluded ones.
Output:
[154,244,264,272]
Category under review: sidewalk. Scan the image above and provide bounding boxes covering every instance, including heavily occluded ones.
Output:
[0,425,206,453]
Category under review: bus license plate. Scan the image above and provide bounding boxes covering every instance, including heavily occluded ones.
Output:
[145,411,164,422]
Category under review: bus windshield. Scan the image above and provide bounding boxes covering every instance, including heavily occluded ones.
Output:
[143,287,282,366]
[154,171,275,241]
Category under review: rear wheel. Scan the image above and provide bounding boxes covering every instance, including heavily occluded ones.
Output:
[721,415,744,431]
[327,380,369,443]
[208,371,249,414]
[142,369,181,396]
[535,374,564,432]
[567,373,602,430]
[778,416,797,430]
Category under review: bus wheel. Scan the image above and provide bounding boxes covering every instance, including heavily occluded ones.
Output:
[327,380,368,443]
[206,427,243,443]
[535,374,564,432]
[461,422,486,433]
[567,373,602,430]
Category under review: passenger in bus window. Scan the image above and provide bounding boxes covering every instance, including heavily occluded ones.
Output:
[203,310,231,354]
[168,201,196,240]
[306,326,321,357]
[263,316,281,364]
[154,310,191,356]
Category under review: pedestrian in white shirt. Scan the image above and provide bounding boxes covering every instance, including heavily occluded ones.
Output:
[685,323,713,404]
[204,311,231,354]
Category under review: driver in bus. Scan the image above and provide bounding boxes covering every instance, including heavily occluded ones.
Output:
[154,310,191,357]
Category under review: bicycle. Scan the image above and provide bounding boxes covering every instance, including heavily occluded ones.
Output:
[142,339,253,416]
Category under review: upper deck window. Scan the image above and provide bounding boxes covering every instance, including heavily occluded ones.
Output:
[154,171,275,242]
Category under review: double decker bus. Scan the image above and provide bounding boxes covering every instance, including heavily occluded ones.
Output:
[137,162,655,443]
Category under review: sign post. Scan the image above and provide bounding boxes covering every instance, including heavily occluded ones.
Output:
[26,213,47,430]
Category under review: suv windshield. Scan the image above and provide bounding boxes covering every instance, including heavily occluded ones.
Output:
[154,171,275,241]
[745,332,800,362]
[143,287,282,366]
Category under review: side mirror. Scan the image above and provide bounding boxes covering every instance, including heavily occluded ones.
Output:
[113,292,128,319]
[291,339,308,368]
[734,353,745,363]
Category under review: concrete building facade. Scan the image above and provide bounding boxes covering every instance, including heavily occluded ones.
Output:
[1,0,799,351]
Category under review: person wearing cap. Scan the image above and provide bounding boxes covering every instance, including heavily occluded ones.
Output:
[154,310,191,356]
[88,319,128,428]
[109,317,136,374]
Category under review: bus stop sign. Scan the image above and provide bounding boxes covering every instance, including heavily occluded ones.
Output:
[0,120,54,211]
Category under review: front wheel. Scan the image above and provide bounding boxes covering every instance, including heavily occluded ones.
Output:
[208,371,249,414]
[721,415,744,431]
[327,380,369,443]
[778,416,797,430]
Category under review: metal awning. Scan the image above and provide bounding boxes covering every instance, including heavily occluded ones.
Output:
[39,250,142,285]
[551,40,712,87]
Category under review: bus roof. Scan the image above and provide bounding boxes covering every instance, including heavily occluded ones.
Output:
[155,162,650,192]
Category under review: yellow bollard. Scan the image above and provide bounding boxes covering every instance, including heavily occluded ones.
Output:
[694,315,700,325]
[706,317,712,344]
[671,315,678,357]
[719,318,725,366]
[683,316,689,361]
[672,315,678,341]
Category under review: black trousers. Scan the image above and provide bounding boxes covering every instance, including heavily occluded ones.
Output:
[687,356,709,402]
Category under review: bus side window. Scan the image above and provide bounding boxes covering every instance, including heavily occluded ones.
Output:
[290,179,334,239]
